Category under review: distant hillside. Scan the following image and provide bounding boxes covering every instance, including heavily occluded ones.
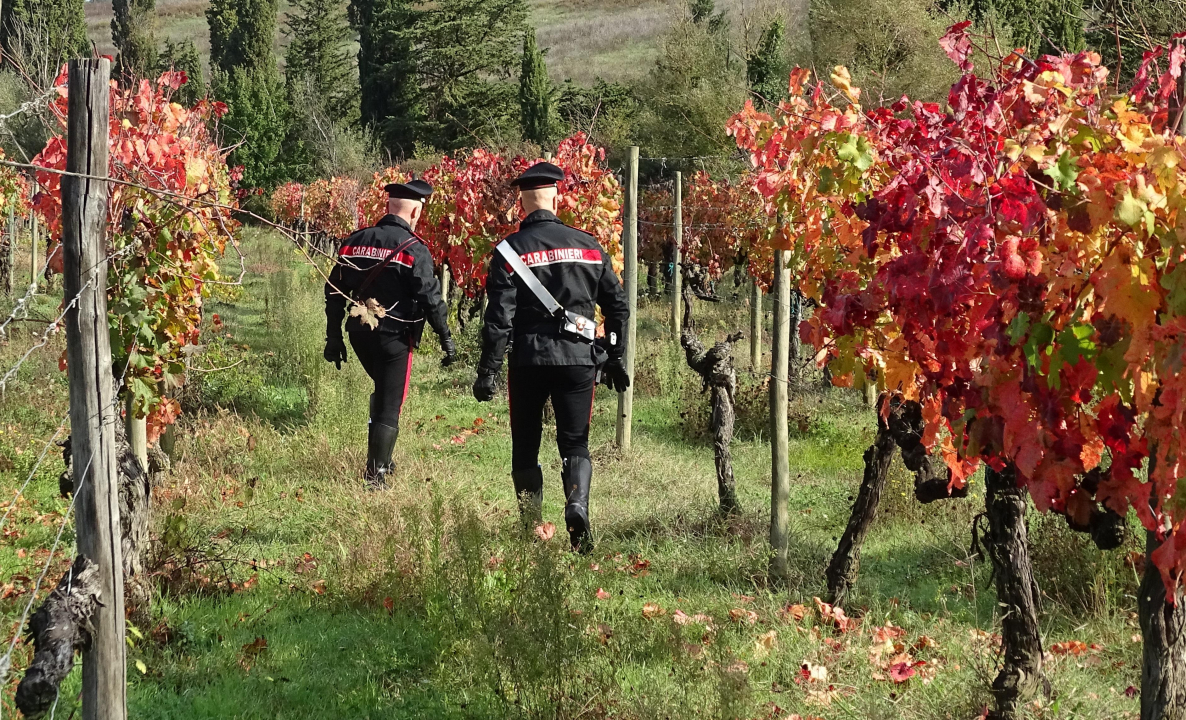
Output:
[83,0,716,86]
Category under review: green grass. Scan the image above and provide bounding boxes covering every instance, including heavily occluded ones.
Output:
[84,0,678,86]
[0,229,1146,719]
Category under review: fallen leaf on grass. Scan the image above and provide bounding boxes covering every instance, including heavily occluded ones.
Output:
[310,579,326,595]
[913,635,939,650]
[383,597,394,614]
[535,522,556,541]
[596,587,611,600]
[781,604,808,622]
[799,662,828,684]
[642,603,666,619]
[870,622,906,643]
[672,610,714,628]
[813,597,857,633]
[1050,640,1089,656]
[754,630,778,658]
[729,608,758,625]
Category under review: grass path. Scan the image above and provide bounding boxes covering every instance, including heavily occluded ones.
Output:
[0,230,1145,719]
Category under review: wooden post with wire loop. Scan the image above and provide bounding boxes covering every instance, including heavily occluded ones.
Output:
[769,245,791,583]
[62,57,127,720]
[616,146,639,449]
[671,171,682,338]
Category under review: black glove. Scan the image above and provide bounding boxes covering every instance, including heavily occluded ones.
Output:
[324,337,347,370]
[473,371,497,402]
[441,335,459,368]
[602,358,630,393]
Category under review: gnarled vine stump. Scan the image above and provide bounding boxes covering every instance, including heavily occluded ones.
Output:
[14,555,102,719]
[984,463,1043,720]
[59,420,166,610]
[680,286,742,515]
[825,394,961,605]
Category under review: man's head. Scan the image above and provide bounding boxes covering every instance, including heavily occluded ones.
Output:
[387,197,424,229]
[519,185,560,215]
[511,162,566,215]
[384,180,434,230]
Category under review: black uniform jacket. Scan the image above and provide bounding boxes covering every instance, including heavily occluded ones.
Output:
[479,210,629,372]
[324,214,449,346]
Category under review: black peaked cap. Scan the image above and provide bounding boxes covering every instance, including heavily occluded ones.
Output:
[385,179,433,200]
[511,161,565,189]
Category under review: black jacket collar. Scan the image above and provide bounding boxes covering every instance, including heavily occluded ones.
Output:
[377,214,414,233]
[521,209,564,228]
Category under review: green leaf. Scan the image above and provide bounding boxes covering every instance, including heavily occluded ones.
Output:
[1116,192,1146,228]
[1007,312,1030,345]
[1057,322,1097,366]
[1024,322,1055,370]
[836,133,874,171]
[1043,152,1079,192]
[1162,263,1186,315]
[135,660,148,675]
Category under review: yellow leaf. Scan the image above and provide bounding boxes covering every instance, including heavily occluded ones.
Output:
[135,660,148,675]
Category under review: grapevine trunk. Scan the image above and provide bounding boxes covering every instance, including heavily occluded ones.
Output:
[825,406,896,606]
[984,464,1044,720]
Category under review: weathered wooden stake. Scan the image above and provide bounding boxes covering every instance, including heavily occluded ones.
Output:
[769,248,791,582]
[62,58,126,720]
[616,146,639,449]
[750,280,762,371]
[31,196,40,291]
[671,171,682,338]
[5,206,13,294]
[125,395,147,474]
[439,262,451,311]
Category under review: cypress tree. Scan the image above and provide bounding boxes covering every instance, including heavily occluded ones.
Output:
[208,0,290,189]
[207,0,280,76]
[112,0,159,80]
[519,27,554,145]
[285,0,355,122]
[350,0,421,156]
[159,39,207,106]
[747,18,788,107]
[1,0,89,70]
[965,0,1085,56]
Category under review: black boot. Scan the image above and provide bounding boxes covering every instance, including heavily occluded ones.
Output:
[512,466,544,530]
[365,422,399,490]
[562,456,593,554]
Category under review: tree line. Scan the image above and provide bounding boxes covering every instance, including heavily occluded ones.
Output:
[0,0,1177,194]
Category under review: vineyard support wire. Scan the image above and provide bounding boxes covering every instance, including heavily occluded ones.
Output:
[0,349,135,713]
[0,160,366,304]
[0,240,138,392]
[0,244,62,341]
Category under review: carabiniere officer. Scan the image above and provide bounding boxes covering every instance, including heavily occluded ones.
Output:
[473,162,631,553]
[324,180,459,490]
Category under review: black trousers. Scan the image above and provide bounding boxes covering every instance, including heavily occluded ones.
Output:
[349,331,413,428]
[508,365,597,471]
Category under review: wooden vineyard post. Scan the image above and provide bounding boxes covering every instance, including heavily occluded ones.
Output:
[750,280,762,371]
[439,263,451,312]
[671,171,682,338]
[5,206,12,295]
[126,396,147,473]
[616,146,639,449]
[30,182,40,290]
[769,247,791,582]
[61,58,127,720]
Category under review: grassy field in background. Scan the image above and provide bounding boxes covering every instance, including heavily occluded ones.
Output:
[83,0,769,86]
[0,228,1147,719]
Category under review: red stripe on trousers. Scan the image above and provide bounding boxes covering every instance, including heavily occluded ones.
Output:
[402,350,414,408]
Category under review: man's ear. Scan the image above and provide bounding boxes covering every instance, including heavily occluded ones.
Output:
[552,194,561,213]
[412,202,423,222]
